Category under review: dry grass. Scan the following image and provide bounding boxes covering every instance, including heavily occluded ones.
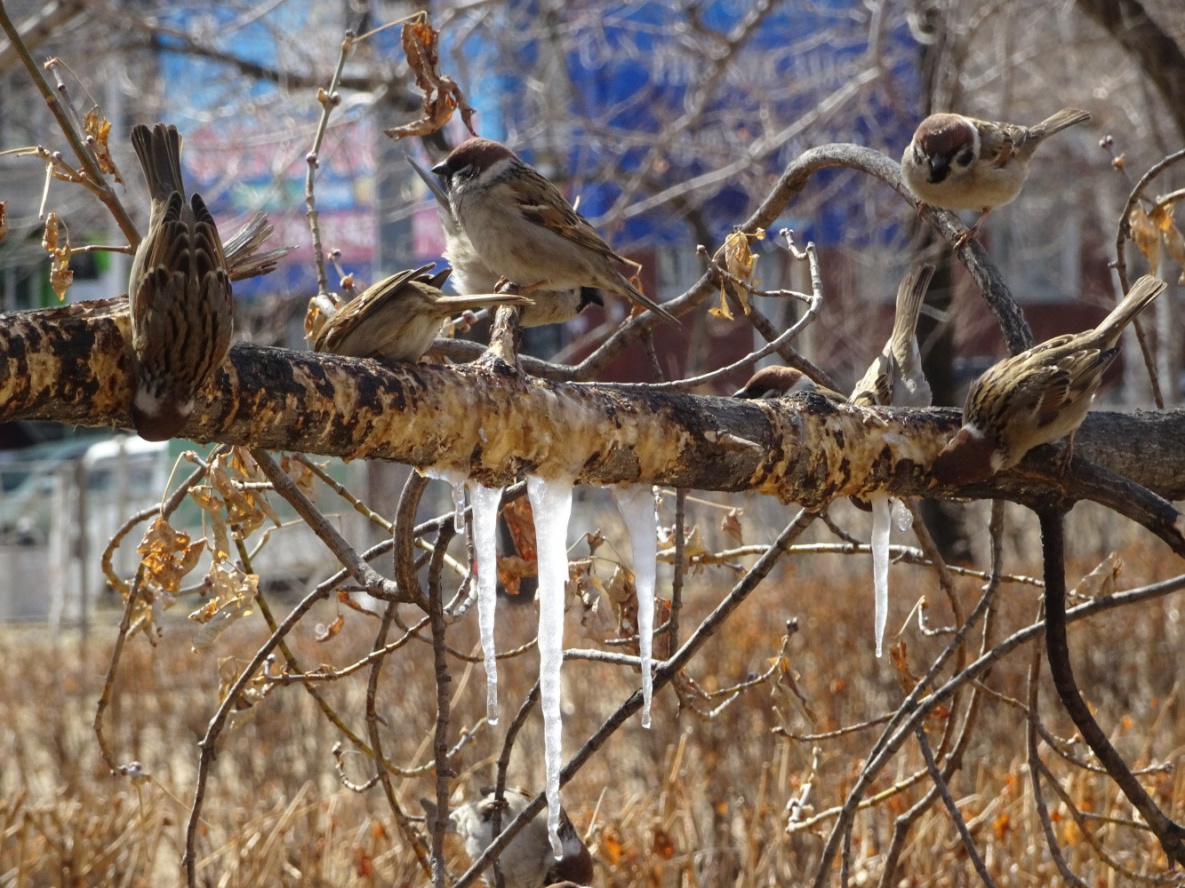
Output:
[2,498,1184,887]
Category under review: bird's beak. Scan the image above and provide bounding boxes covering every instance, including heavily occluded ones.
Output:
[406,154,450,207]
[928,155,951,184]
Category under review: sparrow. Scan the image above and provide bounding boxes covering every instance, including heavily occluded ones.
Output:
[407,153,604,327]
[429,138,679,325]
[733,365,845,402]
[127,123,233,442]
[901,108,1090,238]
[422,787,593,888]
[932,274,1165,486]
[849,264,935,409]
[312,264,532,362]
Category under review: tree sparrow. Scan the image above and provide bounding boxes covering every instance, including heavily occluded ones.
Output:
[312,264,532,362]
[901,108,1090,237]
[128,123,233,442]
[849,264,935,409]
[422,787,594,888]
[932,274,1165,485]
[407,154,604,327]
[733,365,845,402]
[429,138,679,325]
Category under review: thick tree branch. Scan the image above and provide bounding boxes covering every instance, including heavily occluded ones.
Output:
[3,298,1185,556]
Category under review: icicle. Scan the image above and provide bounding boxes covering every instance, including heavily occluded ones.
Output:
[469,482,503,725]
[891,497,913,533]
[451,483,466,533]
[527,474,575,861]
[871,497,892,658]
[611,484,657,728]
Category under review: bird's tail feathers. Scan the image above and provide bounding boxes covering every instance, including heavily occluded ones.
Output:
[1033,108,1091,139]
[1096,275,1165,345]
[889,263,935,362]
[131,123,185,202]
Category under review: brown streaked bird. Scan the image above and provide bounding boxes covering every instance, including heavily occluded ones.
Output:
[312,264,532,362]
[849,264,935,409]
[733,365,845,402]
[932,274,1164,486]
[901,108,1090,239]
[407,153,604,327]
[422,787,593,888]
[128,122,233,442]
[430,138,678,325]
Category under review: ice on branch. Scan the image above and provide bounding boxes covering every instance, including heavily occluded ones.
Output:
[470,482,504,725]
[611,484,658,728]
[527,474,575,861]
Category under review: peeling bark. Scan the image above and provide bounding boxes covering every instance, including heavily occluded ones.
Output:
[3,298,1185,522]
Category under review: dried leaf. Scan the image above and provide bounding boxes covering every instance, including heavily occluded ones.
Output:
[315,613,345,642]
[83,107,120,179]
[42,213,73,301]
[1071,552,1121,599]
[281,453,319,498]
[384,15,477,140]
[0,201,7,245]
[1129,205,1161,270]
[770,652,817,725]
[137,515,206,595]
[711,228,764,319]
[497,554,535,597]
[721,508,743,546]
[502,496,537,563]
[189,561,258,650]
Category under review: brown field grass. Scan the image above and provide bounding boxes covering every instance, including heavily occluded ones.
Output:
[1,496,1183,887]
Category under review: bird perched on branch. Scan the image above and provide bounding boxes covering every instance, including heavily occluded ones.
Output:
[422,787,593,888]
[312,264,533,362]
[428,138,678,325]
[127,122,233,441]
[849,264,935,409]
[932,274,1165,486]
[407,154,604,327]
[732,365,844,402]
[901,108,1090,240]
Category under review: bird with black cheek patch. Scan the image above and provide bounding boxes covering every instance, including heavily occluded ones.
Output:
[932,274,1165,486]
[901,108,1090,242]
[407,153,604,327]
[429,138,678,325]
[733,365,845,402]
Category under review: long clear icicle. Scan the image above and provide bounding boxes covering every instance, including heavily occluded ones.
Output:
[611,484,657,728]
[871,496,892,658]
[527,475,574,860]
[470,483,503,725]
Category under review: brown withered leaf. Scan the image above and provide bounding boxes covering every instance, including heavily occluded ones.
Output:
[83,107,120,180]
[281,453,319,498]
[770,646,817,725]
[605,564,639,650]
[338,588,381,618]
[316,613,345,642]
[137,515,206,595]
[890,641,947,731]
[721,508,743,546]
[190,485,231,562]
[710,228,764,319]
[497,554,535,597]
[384,16,477,140]
[502,496,538,563]
[42,213,73,301]
[1071,552,1121,599]
[1154,202,1185,283]
[189,561,258,651]
[1129,205,1161,271]
[0,201,7,245]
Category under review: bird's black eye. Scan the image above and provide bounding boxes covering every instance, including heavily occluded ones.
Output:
[453,162,476,183]
[956,149,974,167]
